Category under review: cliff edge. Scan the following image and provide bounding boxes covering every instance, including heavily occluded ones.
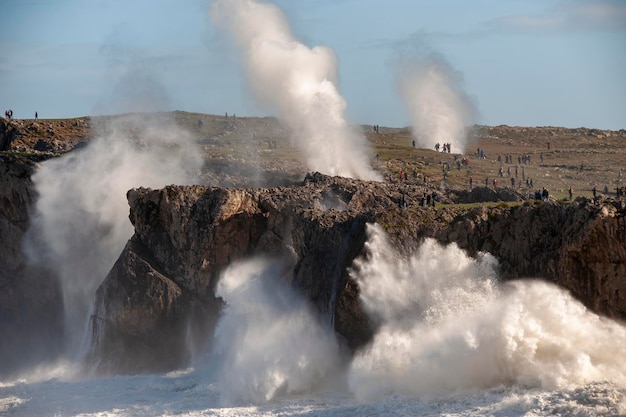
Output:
[90,173,626,374]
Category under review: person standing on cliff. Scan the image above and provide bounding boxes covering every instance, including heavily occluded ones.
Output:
[35,111,38,120]
[569,186,573,200]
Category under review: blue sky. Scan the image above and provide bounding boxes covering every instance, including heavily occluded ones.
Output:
[1,0,625,129]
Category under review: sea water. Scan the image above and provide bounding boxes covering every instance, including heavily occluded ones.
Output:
[1,372,624,416]
[2,224,625,416]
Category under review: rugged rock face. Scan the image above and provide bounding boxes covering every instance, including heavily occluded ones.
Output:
[436,199,626,320]
[4,115,625,378]
[91,173,626,374]
[0,155,63,377]
[0,117,91,156]
[90,174,400,373]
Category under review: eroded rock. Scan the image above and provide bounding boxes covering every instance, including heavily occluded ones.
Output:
[91,174,626,374]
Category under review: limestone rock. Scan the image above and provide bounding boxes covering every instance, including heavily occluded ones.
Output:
[91,173,626,374]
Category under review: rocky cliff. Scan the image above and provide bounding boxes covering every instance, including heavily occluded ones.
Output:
[0,117,91,156]
[90,173,626,374]
[2,114,625,377]
[437,200,626,318]
[0,155,63,377]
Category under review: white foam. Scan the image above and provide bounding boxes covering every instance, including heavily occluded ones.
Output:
[349,224,626,401]
[6,220,626,416]
[212,257,344,405]
[1,375,624,416]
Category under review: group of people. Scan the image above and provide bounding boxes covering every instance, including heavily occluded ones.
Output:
[483,176,534,189]
[531,188,550,201]
[387,170,420,183]
[498,153,531,165]
[420,192,439,207]
[435,142,452,153]
[591,185,626,199]
[453,154,471,169]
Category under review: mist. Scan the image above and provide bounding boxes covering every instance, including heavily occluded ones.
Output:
[24,114,203,361]
[212,256,344,405]
[348,224,626,400]
[396,44,477,154]
[210,0,380,181]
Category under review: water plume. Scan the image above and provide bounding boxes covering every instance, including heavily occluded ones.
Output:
[396,43,477,154]
[212,256,343,405]
[24,114,203,360]
[348,224,626,400]
[210,0,380,181]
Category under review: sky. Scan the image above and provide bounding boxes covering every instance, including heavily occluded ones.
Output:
[0,0,625,130]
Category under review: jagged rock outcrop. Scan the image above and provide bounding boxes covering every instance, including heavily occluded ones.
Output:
[0,117,91,156]
[0,155,63,377]
[90,173,459,373]
[91,173,626,374]
[436,199,626,319]
[448,186,524,204]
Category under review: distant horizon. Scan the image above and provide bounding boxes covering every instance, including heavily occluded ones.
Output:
[7,109,625,132]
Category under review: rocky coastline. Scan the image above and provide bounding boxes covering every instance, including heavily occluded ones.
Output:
[1,114,625,376]
[89,173,626,373]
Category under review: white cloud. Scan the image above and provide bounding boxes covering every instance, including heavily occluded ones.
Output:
[485,0,626,33]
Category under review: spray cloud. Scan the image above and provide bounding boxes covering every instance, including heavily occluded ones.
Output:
[397,42,477,154]
[210,0,380,181]
[24,114,203,359]
[212,256,343,405]
[348,224,626,400]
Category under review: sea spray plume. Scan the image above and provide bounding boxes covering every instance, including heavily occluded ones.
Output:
[24,114,203,360]
[213,256,343,404]
[210,0,380,181]
[396,43,477,153]
[348,224,626,400]
[352,224,498,329]
[95,38,171,115]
